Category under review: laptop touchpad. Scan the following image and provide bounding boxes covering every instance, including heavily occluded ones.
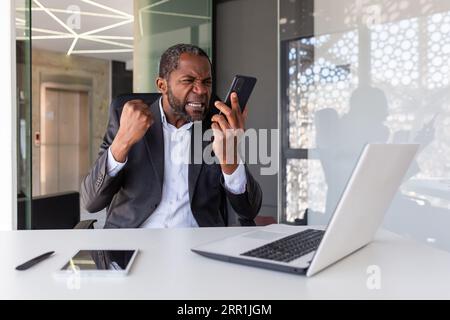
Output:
[242,231,288,241]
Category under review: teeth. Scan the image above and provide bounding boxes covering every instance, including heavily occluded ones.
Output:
[187,103,203,107]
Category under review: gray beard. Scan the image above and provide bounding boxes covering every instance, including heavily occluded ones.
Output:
[167,88,193,122]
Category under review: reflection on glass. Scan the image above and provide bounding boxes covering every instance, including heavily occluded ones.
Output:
[286,159,327,222]
[282,0,450,250]
[288,31,358,149]
[371,18,419,88]
[61,250,137,271]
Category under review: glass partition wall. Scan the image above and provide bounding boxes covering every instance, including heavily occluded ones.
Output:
[15,0,212,229]
[280,0,450,252]
[134,0,212,92]
[15,0,32,229]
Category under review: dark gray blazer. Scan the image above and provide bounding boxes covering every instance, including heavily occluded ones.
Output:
[80,96,262,228]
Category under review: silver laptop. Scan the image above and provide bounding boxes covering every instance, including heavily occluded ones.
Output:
[192,144,419,277]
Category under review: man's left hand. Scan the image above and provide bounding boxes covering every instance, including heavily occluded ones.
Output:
[211,92,248,175]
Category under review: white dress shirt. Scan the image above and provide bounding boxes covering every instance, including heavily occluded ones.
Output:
[106,98,247,228]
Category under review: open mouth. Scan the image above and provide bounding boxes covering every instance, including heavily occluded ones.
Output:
[185,102,205,112]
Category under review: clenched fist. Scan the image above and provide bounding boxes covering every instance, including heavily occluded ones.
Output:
[111,100,154,162]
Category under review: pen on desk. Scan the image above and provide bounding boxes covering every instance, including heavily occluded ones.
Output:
[15,251,55,271]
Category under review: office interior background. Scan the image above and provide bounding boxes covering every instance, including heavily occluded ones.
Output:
[3,0,450,252]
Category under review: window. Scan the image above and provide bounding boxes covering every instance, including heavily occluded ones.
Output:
[280,0,450,251]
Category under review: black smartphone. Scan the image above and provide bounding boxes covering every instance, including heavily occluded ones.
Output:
[223,75,257,111]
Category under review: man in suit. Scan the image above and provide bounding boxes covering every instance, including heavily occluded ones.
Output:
[81,44,262,228]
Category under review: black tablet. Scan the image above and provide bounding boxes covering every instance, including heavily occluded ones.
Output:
[56,250,138,277]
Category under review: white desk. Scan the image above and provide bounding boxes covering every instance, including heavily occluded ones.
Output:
[1,226,450,300]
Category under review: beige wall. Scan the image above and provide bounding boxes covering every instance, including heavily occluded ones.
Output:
[32,48,110,196]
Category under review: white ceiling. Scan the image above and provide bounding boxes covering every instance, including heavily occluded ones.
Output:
[16,0,135,62]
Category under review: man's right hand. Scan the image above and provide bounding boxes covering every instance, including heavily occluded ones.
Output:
[110,100,154,162]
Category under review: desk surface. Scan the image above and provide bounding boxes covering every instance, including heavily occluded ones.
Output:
[1,226,450,300]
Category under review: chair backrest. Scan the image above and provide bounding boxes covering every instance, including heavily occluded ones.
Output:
[17,191,80,229]
[113,93,162,109]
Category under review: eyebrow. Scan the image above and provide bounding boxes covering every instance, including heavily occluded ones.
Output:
[180,75,212,81]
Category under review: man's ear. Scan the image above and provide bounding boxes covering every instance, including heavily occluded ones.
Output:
[156,77,168,94]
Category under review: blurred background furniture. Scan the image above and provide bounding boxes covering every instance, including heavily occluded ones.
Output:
[17,191,96,229]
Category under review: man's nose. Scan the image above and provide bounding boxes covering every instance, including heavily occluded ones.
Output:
[192,82,208,95]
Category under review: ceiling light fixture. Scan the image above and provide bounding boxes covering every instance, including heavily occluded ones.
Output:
[20,0,204,58]
[80,19,133,37]
[18,35,73,40]
[16,25,70,36]
[17,7,130,20]
[88,35,133,40]
[27,0,134,56]
[71,49,133,54]
[67,37,79,55]
[32,0,77,36]
[80,0,133,19]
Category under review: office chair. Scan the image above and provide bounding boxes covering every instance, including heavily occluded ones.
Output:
[17,191,97,230]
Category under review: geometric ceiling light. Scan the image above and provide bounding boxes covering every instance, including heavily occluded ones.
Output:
[17,0,135,56]
[16,0,212,57]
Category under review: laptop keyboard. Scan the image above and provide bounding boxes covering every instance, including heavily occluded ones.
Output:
[241,229,325,263]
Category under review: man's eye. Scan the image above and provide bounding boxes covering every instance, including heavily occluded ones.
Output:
[181,79,194,84]
[204,81,212,86]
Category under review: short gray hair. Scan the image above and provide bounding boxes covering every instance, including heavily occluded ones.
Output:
[159,43,211,80]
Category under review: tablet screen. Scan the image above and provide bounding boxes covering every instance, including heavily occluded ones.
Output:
[60,250,138,272]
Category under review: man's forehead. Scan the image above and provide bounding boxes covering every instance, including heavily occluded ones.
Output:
[174,53,211,76]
